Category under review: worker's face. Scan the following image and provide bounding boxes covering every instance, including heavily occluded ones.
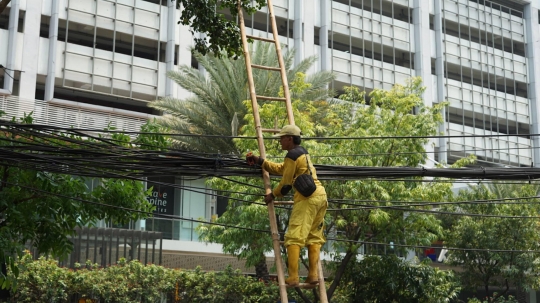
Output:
[279,135,293,150]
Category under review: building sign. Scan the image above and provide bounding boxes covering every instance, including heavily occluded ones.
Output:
[147,177,175,216]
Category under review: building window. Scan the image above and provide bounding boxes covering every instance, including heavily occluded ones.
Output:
[0,9,9,30]
[0,8,25,33]
[218,9,294,39]
[59,0,163,101]
[142,0,167,6]
[441,18,525,57]
[40,15,50,38]
[333,0,413,23]
[17,10,24,33]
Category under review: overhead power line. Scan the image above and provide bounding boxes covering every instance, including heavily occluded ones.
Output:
[3,120,540,182]
[0,120,536,140]
[6,180,540,255]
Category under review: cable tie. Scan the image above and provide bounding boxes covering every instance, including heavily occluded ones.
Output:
[214,153,223,170]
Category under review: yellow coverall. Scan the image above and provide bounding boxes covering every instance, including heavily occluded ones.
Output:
[261,146,327,248]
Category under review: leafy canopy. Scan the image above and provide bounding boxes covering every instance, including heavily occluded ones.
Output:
[198,77,466,301]
[0,115,171,290]
[177,0,267,58]
[443,182,540,301]
[342,255,460,303]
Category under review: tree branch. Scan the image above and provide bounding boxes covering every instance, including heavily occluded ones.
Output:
[0,165,8,193]
[294,287,312,303]
[327,227,374,300]
[0,0,11,14]
[0,194,41,214]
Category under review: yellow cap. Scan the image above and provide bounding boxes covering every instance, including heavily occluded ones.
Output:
[273,125,302,137]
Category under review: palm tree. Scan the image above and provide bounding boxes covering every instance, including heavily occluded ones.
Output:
[149,41,335,154]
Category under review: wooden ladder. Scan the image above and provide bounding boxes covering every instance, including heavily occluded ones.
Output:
[237,1,328,303]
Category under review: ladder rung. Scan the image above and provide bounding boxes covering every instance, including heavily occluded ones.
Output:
[286,283,318,289]
[246,35,276,43]
[256,95,287,101]
[274,201,294,205]
[262,128,282,133]
[251,64,281,71]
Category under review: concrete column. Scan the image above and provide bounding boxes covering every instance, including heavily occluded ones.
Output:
[413,0,432,106]
[3,0,20,94]
[176,4,192,98]
[319,0,330,72]
[44,0,60,101]
[434,0,447,164]
[165,0,177,97]
[413,0,435,166]
[525,2,540,167]
[197,32,207,78]
[19,0,43,101]
[293,0,303,66]
[302,0,315,63]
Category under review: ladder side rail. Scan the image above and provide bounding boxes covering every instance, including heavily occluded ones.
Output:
[237,3,289,303]
[318,259,328,302]
[266,0,294,125]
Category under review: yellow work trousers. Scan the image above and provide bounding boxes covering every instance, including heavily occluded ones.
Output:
[284,194,327,248]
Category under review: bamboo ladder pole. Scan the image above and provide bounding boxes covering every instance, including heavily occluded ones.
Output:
[237,0,328,302]
[237,4,289,303]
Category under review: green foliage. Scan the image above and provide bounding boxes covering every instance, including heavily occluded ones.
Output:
[341,255,459,303]
[198,77,459,300]
[10,252,280,302]
[149,42,334,153]
[0,119,169,291]
[177,0,267,58]
[10,253,73,303]
[467,295,519,303]
[443,182,540,300]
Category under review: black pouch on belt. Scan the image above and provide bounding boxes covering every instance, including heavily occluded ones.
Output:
[293,156,316,197]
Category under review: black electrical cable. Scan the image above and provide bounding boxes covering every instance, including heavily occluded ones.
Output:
[5,122,540,182]
[1,180,272,234]
[6,180,540,254]
[328,195,540,205]
[327,237,540,254]
[327,204,540,219]
[2,120,539,141]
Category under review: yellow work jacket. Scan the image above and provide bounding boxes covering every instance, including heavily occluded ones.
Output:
[261,146,326,201]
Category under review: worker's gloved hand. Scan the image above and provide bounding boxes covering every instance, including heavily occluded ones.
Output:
[246,152,262,166]
[264,193,275,204]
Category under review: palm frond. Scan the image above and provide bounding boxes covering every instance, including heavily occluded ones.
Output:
[148,42,334,153]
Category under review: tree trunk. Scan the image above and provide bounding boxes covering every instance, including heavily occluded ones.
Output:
[254,256,270,283]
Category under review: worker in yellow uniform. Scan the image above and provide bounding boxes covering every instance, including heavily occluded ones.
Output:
[247,125,327,286]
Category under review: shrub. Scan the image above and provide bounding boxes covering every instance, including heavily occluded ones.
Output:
[9,252,280,303]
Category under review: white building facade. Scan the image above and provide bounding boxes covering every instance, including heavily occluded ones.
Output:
[1,0,540,276]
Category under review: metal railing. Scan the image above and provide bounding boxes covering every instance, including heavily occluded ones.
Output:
[0,95,150,132]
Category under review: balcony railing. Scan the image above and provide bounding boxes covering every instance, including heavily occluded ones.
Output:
[0,95,151,133]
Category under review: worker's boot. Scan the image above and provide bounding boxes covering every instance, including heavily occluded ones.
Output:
[305,244,321,284]
[285,245,300,286]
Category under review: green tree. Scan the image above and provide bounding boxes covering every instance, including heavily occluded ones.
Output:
[443,182,540,302]
[342,255,459,303]
[176,0,266,58]
[198,77,469,301]
[149,42,334,153]
[0,115,169,290]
